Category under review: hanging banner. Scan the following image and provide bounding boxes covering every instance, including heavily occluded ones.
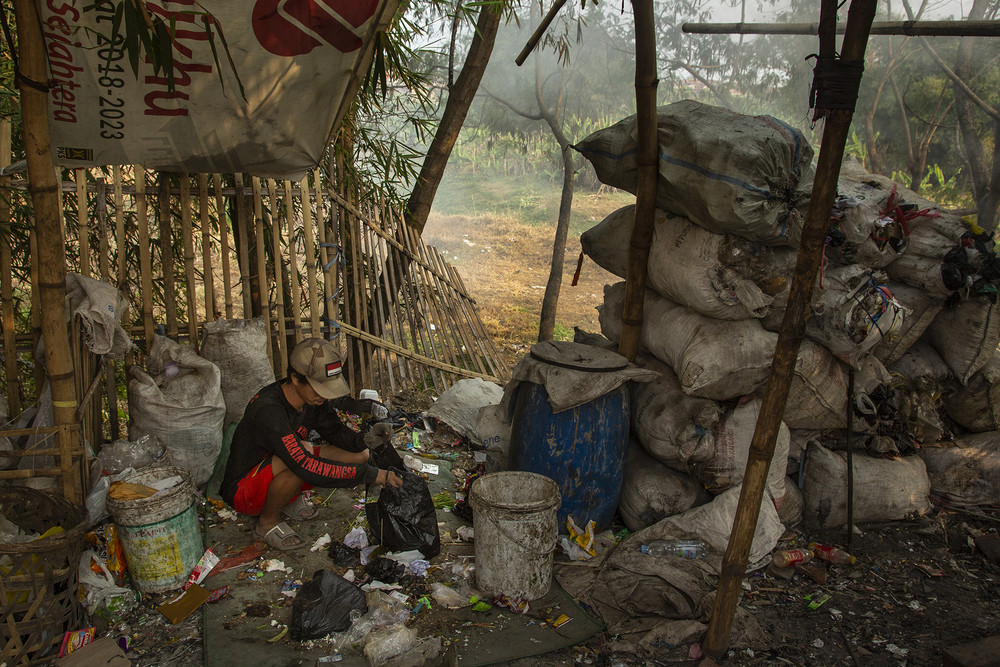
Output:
[39,0,395,180]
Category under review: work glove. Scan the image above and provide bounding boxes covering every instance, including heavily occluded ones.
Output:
[364,422,394,449]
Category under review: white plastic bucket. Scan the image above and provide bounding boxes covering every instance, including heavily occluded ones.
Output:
[106,466,203,593]
[470,471,560,601]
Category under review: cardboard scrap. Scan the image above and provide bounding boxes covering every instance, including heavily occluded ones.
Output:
[157,583,211,624]
[108,482,158,500]
[56,637,129,666]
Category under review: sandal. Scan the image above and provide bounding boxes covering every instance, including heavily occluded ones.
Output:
[253,521,306,551]
[282,493,319,521]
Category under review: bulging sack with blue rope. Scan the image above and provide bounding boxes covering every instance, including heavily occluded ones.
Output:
[804,266,905,368]
[574,100,814,247]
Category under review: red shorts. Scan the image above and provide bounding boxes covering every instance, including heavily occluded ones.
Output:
[233,458,312,516]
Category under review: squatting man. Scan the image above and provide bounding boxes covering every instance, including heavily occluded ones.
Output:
[221,337,403,550]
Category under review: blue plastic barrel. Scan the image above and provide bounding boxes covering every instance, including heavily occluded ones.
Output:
[508,342,630,532]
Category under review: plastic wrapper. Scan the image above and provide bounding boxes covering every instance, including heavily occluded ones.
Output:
[364,557,409,585]
[95,435,166,475]
[364,625,418,664]
[328,542,361,568]
[289,570,367,640]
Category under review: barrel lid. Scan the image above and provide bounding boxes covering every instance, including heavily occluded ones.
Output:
[528,340,628,372]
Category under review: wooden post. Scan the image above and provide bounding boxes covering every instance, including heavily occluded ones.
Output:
[114,165,125,286]
[702,0,878,657]
[14,0,81,498]
[251,178,273,365]
[75,169,89,277]
[214,174,234,319]
[180,175,199,346]
[135,168,155,349]
[158,173,178,337]
[29,228,44,397]
[618,0,658,362]
[198,174,217,321]
[0,119,18,416]
[235,174,253,318]
[284,180,303,343]
[96,178,110,280]
[301,175,320,336]
[268,179,288,372]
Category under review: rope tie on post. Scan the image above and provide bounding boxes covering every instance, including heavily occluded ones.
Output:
[807,54,865,120]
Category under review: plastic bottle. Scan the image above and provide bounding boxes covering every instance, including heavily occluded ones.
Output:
[771,549,813,568]
[809,543,857,565]
[640,539,706,559]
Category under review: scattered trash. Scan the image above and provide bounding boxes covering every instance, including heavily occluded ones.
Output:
[206,586,229,603]
[280,580,302,598]
[432,491,454,509]
[182,548,219,590]
[886,643,909,657]
[805,592,831,610]
[58,627,96,657]
[363,624,418,664]
[430,582,467,609]
[812,638,825,649]
[289,570,368,641]
[364,557,409,585]
[455,526,474,542]
[366,465,441,558]
[408,559,429,577]
[266,626,288,644]
[913,562,945,577]
[343,527,369,550]
[772,549,813,568]
[263,559,289,573]
[549,613,571,628]
[492,594,530,614]
[567,516,598,557]
[809,543,856,565]
[469,595,493,612]
[640,539,706,559]
[310,534,332,552]
[328,542,362,568]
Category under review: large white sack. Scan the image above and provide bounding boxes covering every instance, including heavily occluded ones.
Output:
[630,355,722,470]
[825,175,909,268]
[618,441,710,532]
[888,341,953,385]
[129,335,226,487]
[783,340,849,429]
[427,378,504,441]
[581,206,792,320]
[599,282,775,400]
[805,266,904,367]
[924,298,1000,385]
[776,477,803,528]
[871,282,944,366]
[944,352,1000,432]
[657,485,785,565]
[65,273,132,358]
[699,396,789,502]
[918,434,1000,507]
[200,318,275,426]
[803,443,930,528]
[575,100,814,246]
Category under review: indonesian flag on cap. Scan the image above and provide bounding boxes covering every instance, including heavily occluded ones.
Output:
[325,360,343,378]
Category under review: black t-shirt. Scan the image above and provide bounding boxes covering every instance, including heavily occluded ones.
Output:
[220,380,378,506]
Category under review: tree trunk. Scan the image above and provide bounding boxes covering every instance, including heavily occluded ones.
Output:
[537,144,575,341]
[405,2,503,235]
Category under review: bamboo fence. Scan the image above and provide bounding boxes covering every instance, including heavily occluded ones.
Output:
[0,163,509,502]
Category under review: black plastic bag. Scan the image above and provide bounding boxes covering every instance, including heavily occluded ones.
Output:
[364,557,411,585]
[328,542,361,568]
[289,569,367,640]
[367,468,441,558]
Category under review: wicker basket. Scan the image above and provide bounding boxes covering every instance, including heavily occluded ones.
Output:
[0,487,87,665]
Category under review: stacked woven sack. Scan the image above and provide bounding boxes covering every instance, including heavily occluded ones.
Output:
[574,100,1000,539]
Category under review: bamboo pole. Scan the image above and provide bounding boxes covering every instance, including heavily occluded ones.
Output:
[114,165,125,286]
[158,174,178,337]
[234,174,253,319]
[180,175,199,346]
[268,179,288,372]
[444,258,505,379]
[0,119,18,417]
[96,178,110,280]
[214,174,234,319]
[198,174,217,322]
[301,175,320,336]
[14,0,81,500]
[373,199,408,388]
[135,168,155,349]
[360,206,395,397]
[682,19,1000,37]
[284,180,303,343]
[252,177,273,366]
[29,229,43,397]
[345,194,370,390]
[618,0,658,362]
[429,245,489,376]
[75,169,89,277]
[702,0,878,657]
[316,169,337,344]
[405,223,460,375]
[515,0,569,66]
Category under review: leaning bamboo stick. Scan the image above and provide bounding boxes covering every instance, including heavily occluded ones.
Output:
[284,180,303,343]
[300,175,320,336]
[360,207,396,397]
[75,168,89,277]
[0,120,18,416]
[198,174,217,322]
[158,174,178,337]
[382,204,430,389]
[114,165,125,286]
[402,221,453,380]
[369,199,403,391]
[428,244,488,376]
[179,175,199,346]
[252,177,273,366]
[214,173,233,319]
[135,167,155,349]
[445,260,505,379]
[234,174,253,319]
[682,19,1000,36]
[268,179,287,372]
[345,192,370,390]
[373,202,411,387]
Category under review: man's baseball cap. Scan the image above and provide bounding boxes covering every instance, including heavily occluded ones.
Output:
[289,338,350,400]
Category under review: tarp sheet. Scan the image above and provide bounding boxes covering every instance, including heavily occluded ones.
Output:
[40,0,395,179]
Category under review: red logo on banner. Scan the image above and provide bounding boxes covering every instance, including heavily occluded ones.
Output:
[252,0,379,56]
